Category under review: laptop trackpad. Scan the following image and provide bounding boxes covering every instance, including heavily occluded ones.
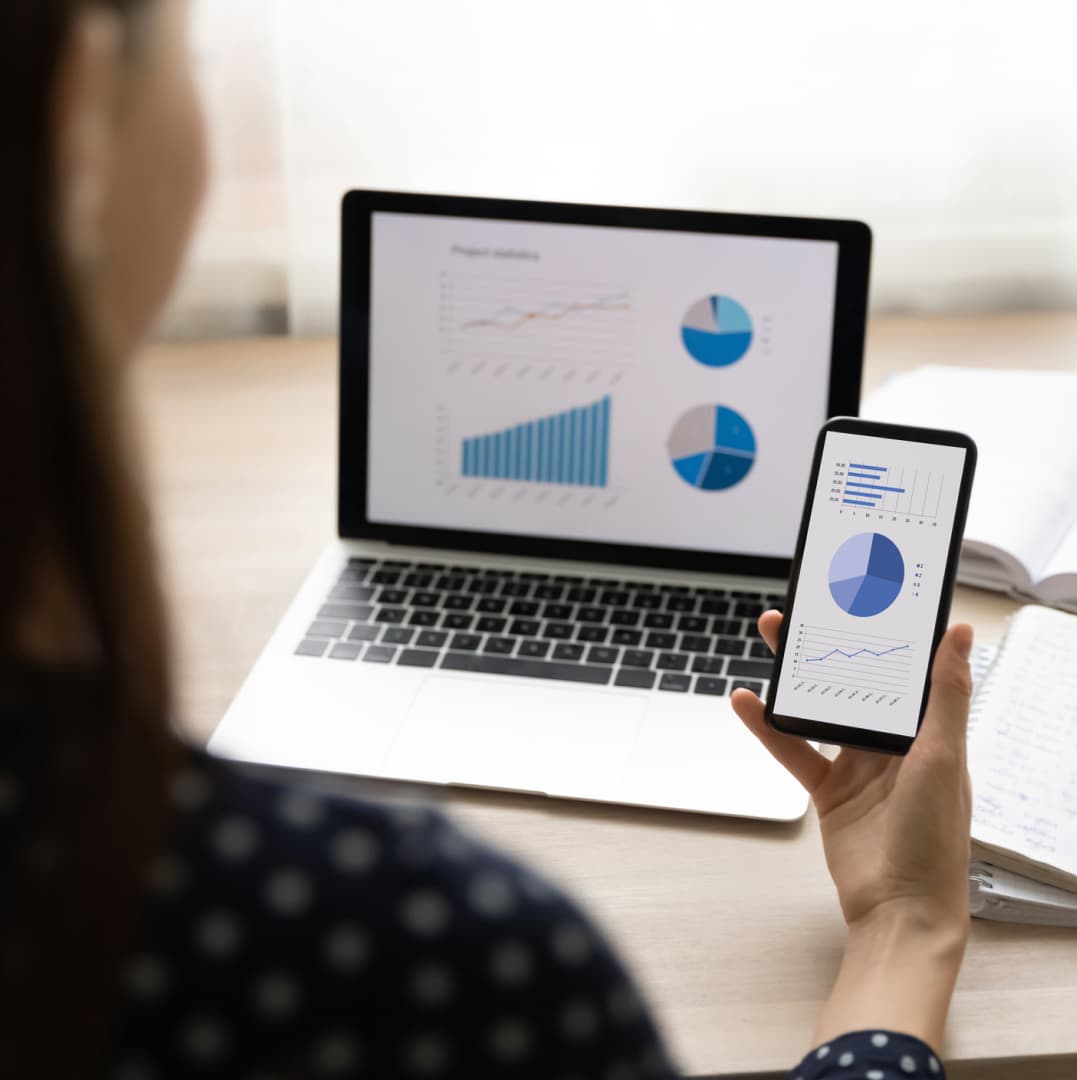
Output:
[391,676,644,794]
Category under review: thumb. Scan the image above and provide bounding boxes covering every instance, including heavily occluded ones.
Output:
[920,623,974,753]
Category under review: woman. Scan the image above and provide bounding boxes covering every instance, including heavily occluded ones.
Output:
[0,1,975,1077]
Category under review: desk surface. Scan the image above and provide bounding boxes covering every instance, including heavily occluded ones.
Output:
[136,312,1077,1079]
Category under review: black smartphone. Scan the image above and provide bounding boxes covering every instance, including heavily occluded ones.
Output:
[764,416,977,754]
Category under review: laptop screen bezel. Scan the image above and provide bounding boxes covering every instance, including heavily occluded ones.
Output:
[339,190,870,579]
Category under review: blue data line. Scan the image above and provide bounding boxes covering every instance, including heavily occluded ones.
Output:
[849,463,886,472]
[842,498,876,507]
[805,643,911,663]
[845,482,906,494]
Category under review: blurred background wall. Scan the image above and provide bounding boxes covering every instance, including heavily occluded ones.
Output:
[164,0,1077,338]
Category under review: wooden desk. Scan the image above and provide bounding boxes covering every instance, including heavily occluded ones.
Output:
[135,312,1077,1079]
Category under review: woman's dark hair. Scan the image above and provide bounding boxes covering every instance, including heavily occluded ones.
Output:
[1,2,176,1074]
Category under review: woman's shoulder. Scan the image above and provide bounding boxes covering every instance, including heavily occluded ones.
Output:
[108,746,676,1078]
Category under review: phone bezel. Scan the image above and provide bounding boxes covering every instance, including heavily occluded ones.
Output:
[763,416,978,755]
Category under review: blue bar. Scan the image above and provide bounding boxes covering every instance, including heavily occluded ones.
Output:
[502,431,510,479]
[569,409,579,486]
[544,417,554,483]
[845,482,906,494]
[843,498,877,507]
[849,463,886,471]
[848,471,882,480]
[579,406,587,488]
[479,435,487,476]
[537,419,546,482]
[577,407,587,485]
[555,413,564,484]
[845,487,883,498]
[600,396,610,486]
[524,422,532,481]
[512,426,521,480]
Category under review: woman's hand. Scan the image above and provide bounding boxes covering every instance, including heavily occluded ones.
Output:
[731,611,974,1049]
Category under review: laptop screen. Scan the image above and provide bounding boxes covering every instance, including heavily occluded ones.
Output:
[346,194,869,575]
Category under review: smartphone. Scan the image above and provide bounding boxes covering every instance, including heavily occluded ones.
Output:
[764,416,977,754]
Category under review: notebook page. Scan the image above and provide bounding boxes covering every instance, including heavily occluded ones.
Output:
[968,606,1077,887]
[864,368,1077,584]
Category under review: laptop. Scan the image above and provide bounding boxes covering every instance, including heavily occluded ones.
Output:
[209,191,871,822]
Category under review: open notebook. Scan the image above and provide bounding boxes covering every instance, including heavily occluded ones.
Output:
[865,367,1077,610]
[966,605,1077,925]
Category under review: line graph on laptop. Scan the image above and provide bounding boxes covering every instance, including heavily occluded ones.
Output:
[439,271,636,380]
[788,623,915,703]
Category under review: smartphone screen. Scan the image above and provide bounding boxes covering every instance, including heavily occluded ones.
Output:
[768,422,974,749]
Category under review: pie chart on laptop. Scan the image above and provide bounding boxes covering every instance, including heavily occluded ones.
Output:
[668,404,756,491]
[828,532,905,618]
[681,295,753,367]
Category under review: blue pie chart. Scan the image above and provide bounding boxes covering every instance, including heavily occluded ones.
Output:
[681,295,753,367]
[668,404,756,491]
[828,532,905,618]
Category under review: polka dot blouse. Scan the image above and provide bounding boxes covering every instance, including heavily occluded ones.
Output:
[102,748,947,1078]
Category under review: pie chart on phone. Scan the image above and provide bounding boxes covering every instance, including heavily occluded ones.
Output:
[828,532,905,618]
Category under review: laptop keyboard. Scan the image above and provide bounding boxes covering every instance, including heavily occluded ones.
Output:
[294,558,784,697]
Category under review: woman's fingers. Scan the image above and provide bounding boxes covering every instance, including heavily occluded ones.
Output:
[757,609,782,653]
[731,688,830,794]
[917,623,974,759]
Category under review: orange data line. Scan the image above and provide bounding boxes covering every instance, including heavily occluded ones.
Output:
[461,299,631,333]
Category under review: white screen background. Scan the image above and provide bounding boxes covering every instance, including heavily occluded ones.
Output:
[366,211,839,559]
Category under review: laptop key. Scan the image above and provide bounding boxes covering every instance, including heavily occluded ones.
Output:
[677,615,708,633]
[435,575,466,591]
[699,598,731,615]
[665,596,697,613]
[712,617,744,637]
[380,559,413,569]
[442,613,474,631]
[727,659,774,679]
[320,603,373,621]
[695,676,729,696]
[449,633,482,652]
[734,601,765,618]
[398,649,439,669]
[411,591,439,607]
[501,582,532,598]
[483,637,515,655]
[656,652,689,672]
[679,634,712,653]
[374,607,407,625]
[609,610,640,627]
[476,597,508,614]
[577,606,606,623]
[409,609,440,627]
[551,643,585,661]
[519,639,551,658]
[632,593,663,610]
[621,649,654,668]
[542,603,573,621]
[659,673,691,693]
[467,578,500,595]
[328,642,363,661]
[403,573,433,589]
[731,680,764,695]
[331,585,377,603]
[691,655,725,675]
[543,622,574,640]
[347,624,381,643]
[577,625,608,643]
[363,645,397,664]
[645,632,677,650]
[371,570,401,586]
[509,600,540,617]
[509,618,540,636]
[439,652,612,685]
[610,629,642,646]
[475,616,508,634]
[749,641,772,659]
[383,628,415,646]
[566,587,596,603]
[587,646,620,666]
[643,612,674,630]
[376,588,409,605]
[533,585,564,600]
[308,619,347,638]
[714,637,746,657]
[615,669,657,690]
[444,594,474,611]
[600,590,630,606]
[295,639,329,658]
[415,630,448,649]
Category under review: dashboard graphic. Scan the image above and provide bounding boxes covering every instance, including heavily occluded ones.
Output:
[793,625,915,696]
[828,532,905,617]
[461,396,611,488]
[680,295,753,367]
[668,405,756,491]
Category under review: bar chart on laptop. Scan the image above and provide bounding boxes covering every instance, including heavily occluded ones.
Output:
[828,458,946,524]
